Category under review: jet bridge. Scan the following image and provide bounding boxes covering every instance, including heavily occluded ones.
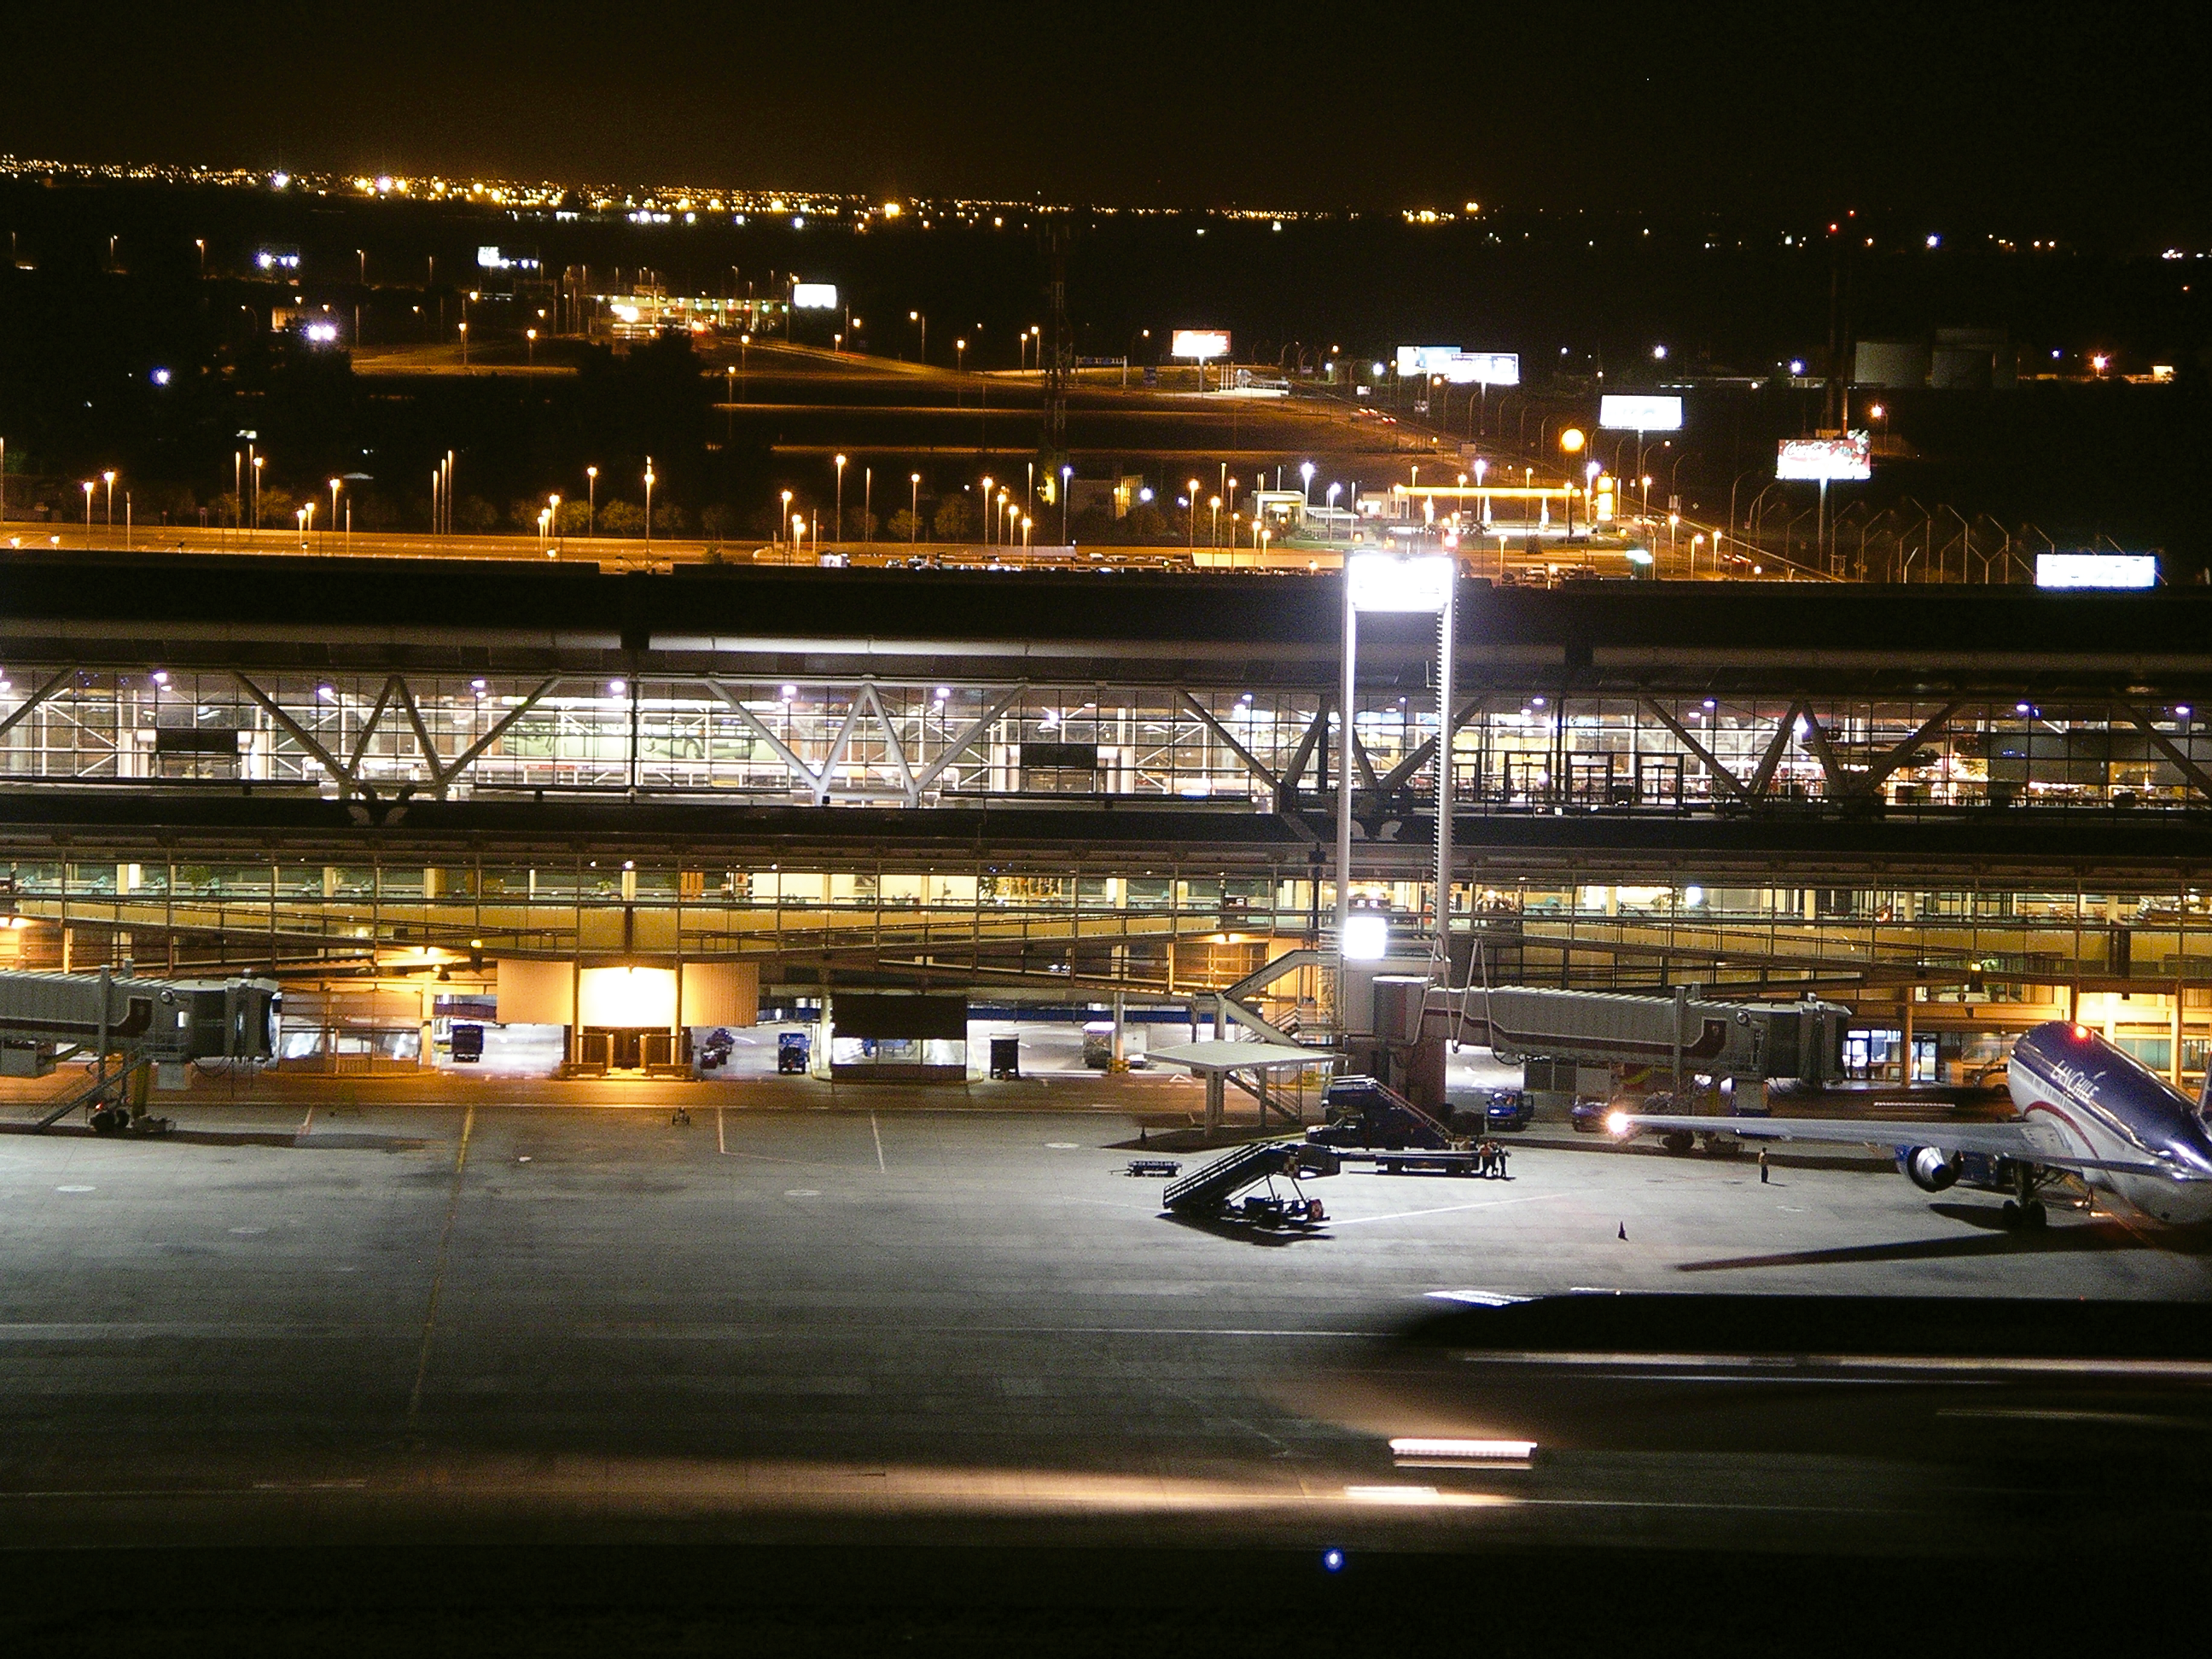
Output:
[1438,985,1851,1116]
[0,969,281,1133]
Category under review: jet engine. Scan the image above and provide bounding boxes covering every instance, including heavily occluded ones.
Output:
[1902,1145,1962,1192]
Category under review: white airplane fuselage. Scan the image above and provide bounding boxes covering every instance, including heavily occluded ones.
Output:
[2005,1022,2212,1226]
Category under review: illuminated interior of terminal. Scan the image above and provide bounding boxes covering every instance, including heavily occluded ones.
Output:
[3,668,2206,812]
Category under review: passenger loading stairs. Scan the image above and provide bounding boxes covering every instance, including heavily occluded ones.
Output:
[1309,1074,1459,1151]
[1162,1139,1338,1216]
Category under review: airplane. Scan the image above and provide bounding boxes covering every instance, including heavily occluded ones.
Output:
[1608,1020,2212,1230]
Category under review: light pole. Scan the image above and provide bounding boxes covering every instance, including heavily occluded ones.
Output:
[1300,460,1315,510]
[1209,496,1221,549]
[643,457,655,556]
[329,478,342,552]
[864,466,872,541]
[547,495,561,556]
[82,480,94,535]
[586,466,598,535]
[525,328,537,366]
[1337,552,1457,965]
[1558,427,1585,535]
[955,338,966,375]
[909,473,921,544]
[1187,479,1200,553]
[252,455,264,530]
[1060,463,1072,545]
[834,454,847,544]
[910,310,925,365]
[980,475,994,546]
[102,469,116,530]
[780,490,794,556]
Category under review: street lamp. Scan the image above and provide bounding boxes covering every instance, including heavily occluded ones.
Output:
[102,469,116,528]
[909,473,921,544]
[1059,463,1073,545]
[585,466,598,535]
[82,480,94,534]
[1209,495,1221,548]
[955,338,966,373]
[643,457,656,555]
[329,478,342,551]
[909,310,925,364]
[980,475,994,547]
[525,328,537,366]
[547,494,561,554]
[1300,460,1315,508]
[780,489,794,556]
[1187,479,1201,552]
[834,454,847,544]
[1558,427,1586,534]
[252,455,264,529]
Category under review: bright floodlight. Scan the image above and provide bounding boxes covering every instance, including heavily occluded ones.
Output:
[1348,551,1453,613]
[1605,1110,1631,1137]
[1341,913,1389,961]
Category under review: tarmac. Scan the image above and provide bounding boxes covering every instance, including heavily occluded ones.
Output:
[3,1074,2209,1571]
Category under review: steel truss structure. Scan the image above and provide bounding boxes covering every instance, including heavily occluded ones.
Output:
[5,665,2212,819]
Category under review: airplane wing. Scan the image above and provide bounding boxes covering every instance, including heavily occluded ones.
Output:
[1610,1114,2188,1180]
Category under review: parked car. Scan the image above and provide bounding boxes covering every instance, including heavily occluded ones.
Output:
[1482,1088,1534,1132]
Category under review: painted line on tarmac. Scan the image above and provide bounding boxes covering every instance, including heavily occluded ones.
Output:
[870,1112,887,1173]
[717,1103,726,1155]
[1330,1190,1572,1227]
[405,1103,475,1428]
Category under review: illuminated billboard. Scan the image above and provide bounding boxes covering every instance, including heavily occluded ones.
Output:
[1598,394,1684,431]
[1447,351,1519,386]
[2035,553,2157,590]
[791,282,840,310]
[1396,346,1519,384]
[1775,432,1871,480]
[1171,329,1231,360]
[1396,345,1461,376]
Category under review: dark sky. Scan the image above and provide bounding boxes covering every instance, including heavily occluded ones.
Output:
[7,1,2205,240]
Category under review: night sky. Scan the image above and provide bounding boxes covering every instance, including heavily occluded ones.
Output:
[6,1,2206,240]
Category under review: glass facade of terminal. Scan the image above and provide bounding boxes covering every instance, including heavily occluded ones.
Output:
[3,668,2209,811]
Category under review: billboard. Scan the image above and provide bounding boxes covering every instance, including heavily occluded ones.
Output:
[2036,553,2157,590]
[790,282,840,310]
[1396,344,1461,376]
[1171,329,1231,360]
[1775,432,1872,480]
[1397,346,1519,384]
[1599,394,1685,431]
[1447,351,1519,386]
